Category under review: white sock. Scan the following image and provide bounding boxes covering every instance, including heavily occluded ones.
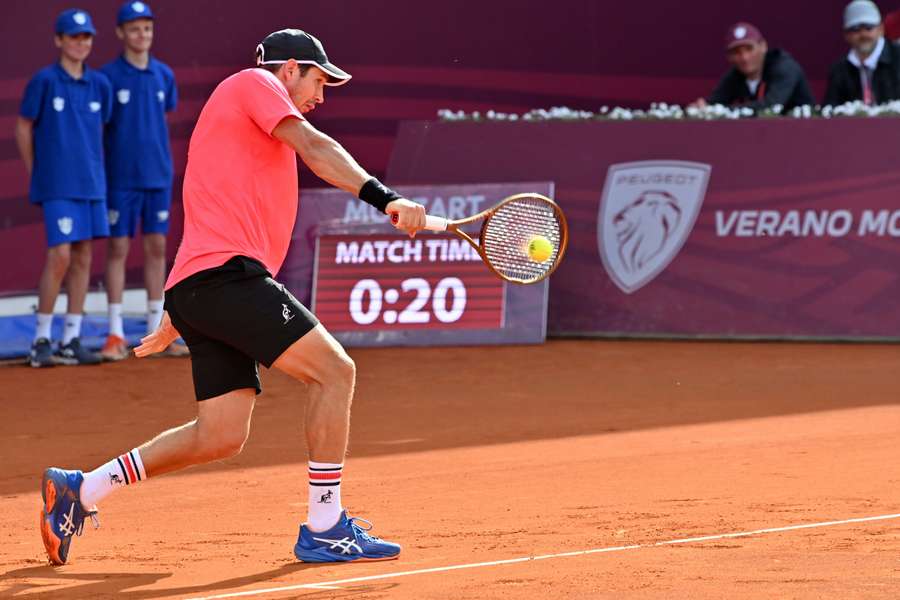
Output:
[307,461,343,531]
[109,303,125,338]
[80,448,148,509]
[63,314,82,344]
[147,299,164,333]
[35,313,53,341]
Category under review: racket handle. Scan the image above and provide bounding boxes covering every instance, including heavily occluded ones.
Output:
[424,215,448,231]
[390,213,449,232]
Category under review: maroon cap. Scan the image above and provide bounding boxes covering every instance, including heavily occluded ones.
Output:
[725,22,764,50]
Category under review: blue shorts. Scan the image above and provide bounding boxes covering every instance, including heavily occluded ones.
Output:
[107,188,172,238]
[42,199,110,247]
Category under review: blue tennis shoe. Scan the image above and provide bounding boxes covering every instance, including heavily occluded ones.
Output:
[294,511,400,563]
[39,468,99,565]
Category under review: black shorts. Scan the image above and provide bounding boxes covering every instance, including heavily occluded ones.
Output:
[164,256,319,401]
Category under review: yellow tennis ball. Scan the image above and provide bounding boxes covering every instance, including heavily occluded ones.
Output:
[527,235,553,263]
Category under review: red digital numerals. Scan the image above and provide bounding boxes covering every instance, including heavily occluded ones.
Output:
[313,235,504,331]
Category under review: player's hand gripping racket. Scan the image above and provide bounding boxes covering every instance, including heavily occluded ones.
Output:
[392,193,568,284]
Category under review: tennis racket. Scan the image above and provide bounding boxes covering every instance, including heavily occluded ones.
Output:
[391,193,568,284]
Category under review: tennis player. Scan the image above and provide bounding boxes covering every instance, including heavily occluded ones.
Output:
[39,28,425,566]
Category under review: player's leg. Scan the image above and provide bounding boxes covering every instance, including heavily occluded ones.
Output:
[102,189,134,361]
[166,255,397,561]
[273,326,354,464]
[262,300,399,561]
[82,388,255,493]
[40,387,256,565]
[40,284,260,565]
[273,326,400,562]
[138,388,256,476]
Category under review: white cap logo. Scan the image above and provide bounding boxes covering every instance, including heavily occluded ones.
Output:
[132,2,146,12]
[73,12,87,25]
[734,26,747,39]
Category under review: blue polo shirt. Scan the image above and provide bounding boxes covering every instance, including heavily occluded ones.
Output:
[20,63,113,204]
[101,55,177,190]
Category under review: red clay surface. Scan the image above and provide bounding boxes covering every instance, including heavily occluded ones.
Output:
[1,339,899,598]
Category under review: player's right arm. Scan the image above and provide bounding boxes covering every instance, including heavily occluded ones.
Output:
[272,117,425,234]
[273,116,367,195]
[14,117,34,177]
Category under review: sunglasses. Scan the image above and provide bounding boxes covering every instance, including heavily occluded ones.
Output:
[845,23,878,33]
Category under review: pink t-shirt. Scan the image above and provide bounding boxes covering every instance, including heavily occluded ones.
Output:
[165,68,304,289]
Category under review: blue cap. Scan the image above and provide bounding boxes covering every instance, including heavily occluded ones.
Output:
[55,9,96,36]
[117,1,154,25]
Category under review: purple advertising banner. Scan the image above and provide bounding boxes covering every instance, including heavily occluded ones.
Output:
[0,0,891,298]
[387,119,900,339]
[283,183,553,346]
[0,0,880,299]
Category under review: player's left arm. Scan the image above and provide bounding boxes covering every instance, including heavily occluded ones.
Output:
[272,116,425,234]
[134,311,180,357]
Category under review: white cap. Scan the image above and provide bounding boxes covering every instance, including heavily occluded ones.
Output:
[844,0,882,29]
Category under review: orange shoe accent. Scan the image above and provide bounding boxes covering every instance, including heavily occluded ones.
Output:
[44,478,56,513]
[101,335,129,362]
[40,510,63,565]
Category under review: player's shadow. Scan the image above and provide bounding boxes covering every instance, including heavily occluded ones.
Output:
[2,561,359,599]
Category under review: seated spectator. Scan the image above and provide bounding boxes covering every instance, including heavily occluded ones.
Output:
[690,22,815,112]
[825,1,900,106]
[885,8,900,41]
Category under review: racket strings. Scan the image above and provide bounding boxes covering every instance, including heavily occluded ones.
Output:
[481,197,564,283]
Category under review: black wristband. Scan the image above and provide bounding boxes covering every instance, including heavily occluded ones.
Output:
[359,178,402,214]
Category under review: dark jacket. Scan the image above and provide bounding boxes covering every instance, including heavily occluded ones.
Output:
[708,48,815,112]
[823,39,900,106]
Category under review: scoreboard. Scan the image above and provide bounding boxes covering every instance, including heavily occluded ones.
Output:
[313,234,506,332]
[294,182,553,347]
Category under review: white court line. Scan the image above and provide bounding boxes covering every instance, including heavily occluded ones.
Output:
[185,512,900,600]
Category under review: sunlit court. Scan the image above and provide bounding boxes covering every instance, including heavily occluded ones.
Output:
[3,0,900,598]
[3,341,900,597]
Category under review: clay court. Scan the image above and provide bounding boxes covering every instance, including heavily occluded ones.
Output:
[1,339,899,599]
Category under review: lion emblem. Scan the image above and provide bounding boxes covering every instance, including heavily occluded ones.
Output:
[612,191,682,274]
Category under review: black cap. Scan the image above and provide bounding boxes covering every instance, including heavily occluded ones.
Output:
[256,29,351,86]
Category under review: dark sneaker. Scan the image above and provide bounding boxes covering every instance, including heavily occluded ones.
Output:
[56,338,101,366]
[39,468,99,565]
[294,511,401,563]
[30,338,56,368]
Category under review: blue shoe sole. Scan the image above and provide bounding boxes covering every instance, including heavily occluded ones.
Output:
[293,545,400,563]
